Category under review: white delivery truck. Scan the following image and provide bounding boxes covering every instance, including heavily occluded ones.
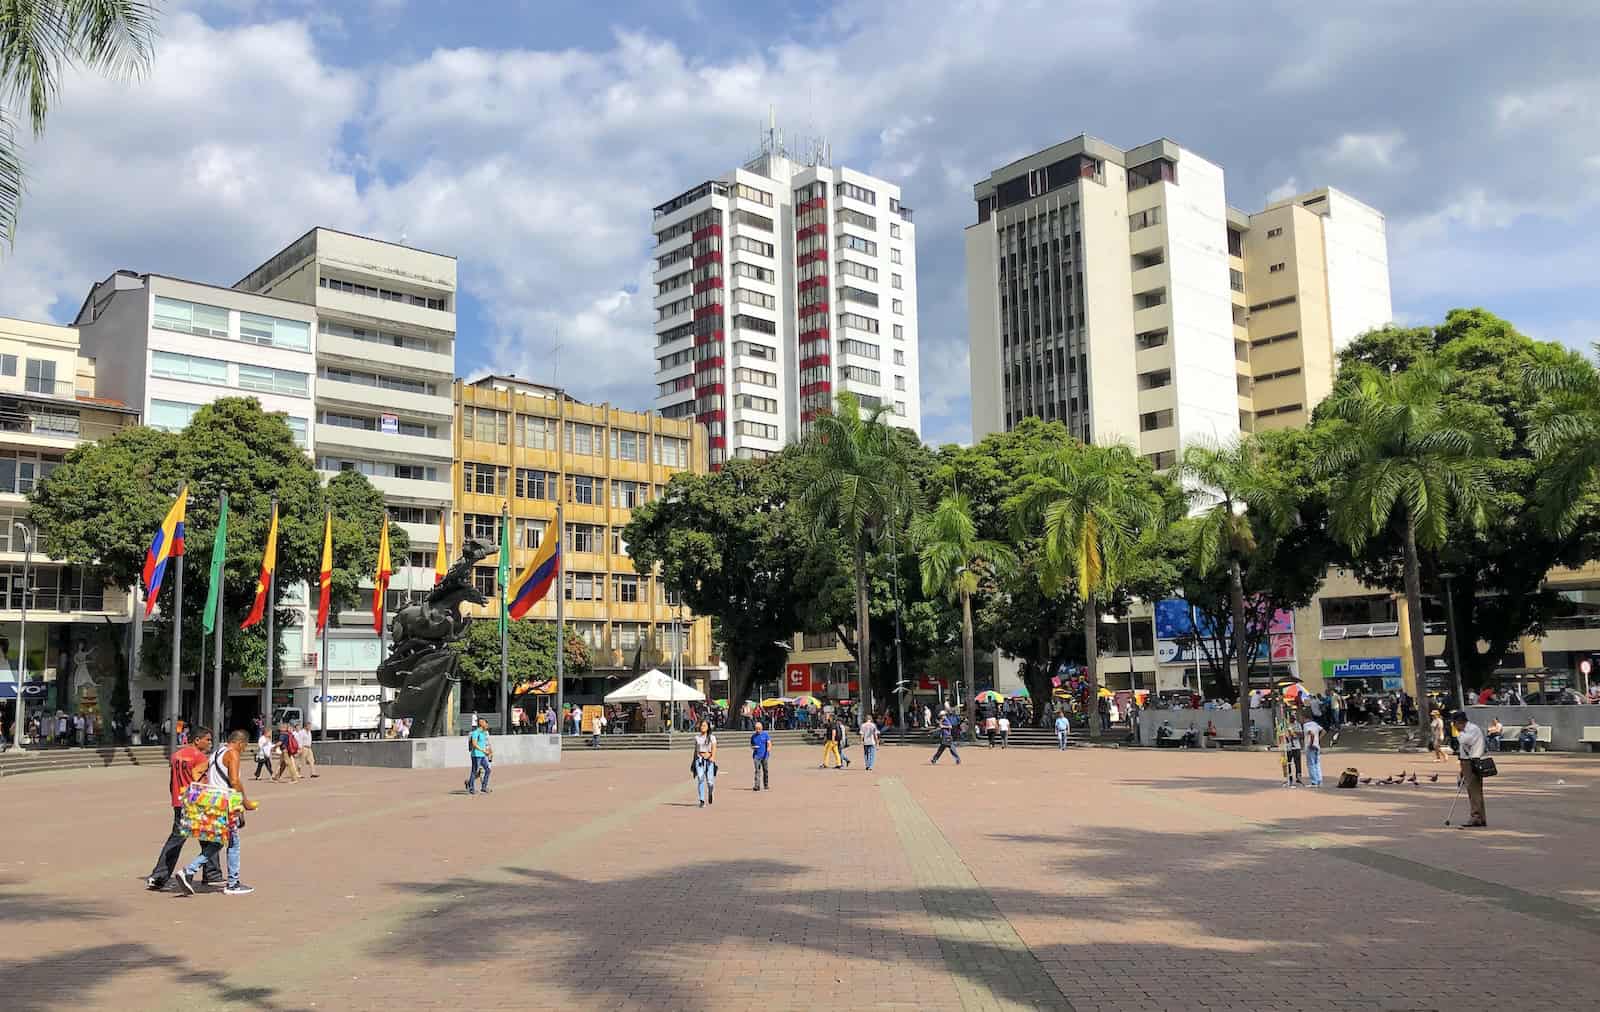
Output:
[272,685,384,739]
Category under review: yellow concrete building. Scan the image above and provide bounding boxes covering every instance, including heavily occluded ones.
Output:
[452,375,715,700]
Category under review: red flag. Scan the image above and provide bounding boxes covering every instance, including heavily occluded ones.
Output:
[316,511,333,633]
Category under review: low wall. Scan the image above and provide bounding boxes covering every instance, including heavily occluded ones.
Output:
[1136,708,1270,747]
[309,734,562,769]
[1465,706,1598,753]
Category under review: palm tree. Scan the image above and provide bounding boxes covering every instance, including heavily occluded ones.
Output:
[1176,438,1292,749]
[911,491,1017,736]
[1320,360,1493,729]
[1013,442,1162,738]
[798,391,916,716]
[1525,349,1600,534]
[2,0,159,244]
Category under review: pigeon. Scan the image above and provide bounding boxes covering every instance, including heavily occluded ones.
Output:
[1407,773,1418,785]
[1380,777,1394,785]
[1397,771,1408,780]
[1429,773,1439,783]
[1361,777,1373,785]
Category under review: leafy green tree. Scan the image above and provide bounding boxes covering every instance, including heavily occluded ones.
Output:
[1319,359,1494,718]
[1525,346,1600,534]
[624,455,831,718]
[911,492,1017,733]
[29,398,405,699]
[450,617,590,686]
[1176,437,1295,747]
[1011,442,1166,738]
[2,0,159,244]
[1326,310,1592,691]
[796,392,919,716]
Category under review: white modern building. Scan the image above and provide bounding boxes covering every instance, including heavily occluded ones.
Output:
[236,228,457,677]
[652,135,920,466]
[965,135,1392,462]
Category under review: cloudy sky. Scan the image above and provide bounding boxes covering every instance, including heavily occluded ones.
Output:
[2,0,1595,445]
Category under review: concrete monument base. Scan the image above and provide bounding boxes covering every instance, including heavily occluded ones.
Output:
[309,734,562,769]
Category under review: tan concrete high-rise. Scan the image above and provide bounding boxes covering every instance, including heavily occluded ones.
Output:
[966,136,1392,462]
[453,375,716,702]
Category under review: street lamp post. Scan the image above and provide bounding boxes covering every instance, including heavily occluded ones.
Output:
[12,523,32,752]
[1440,572,1467,709]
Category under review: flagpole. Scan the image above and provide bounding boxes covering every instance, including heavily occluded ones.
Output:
[499,504,510,734]
[377,510,390,740]
[263,495,277,730]
[319,510,330,742]
[167,551,184,752]
[554,499,564,738]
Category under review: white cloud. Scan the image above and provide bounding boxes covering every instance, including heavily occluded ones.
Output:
[1320,130,1406,169]
[1265,177,1300,203]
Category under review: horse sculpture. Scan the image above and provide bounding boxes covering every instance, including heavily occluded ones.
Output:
[375,536,496,737]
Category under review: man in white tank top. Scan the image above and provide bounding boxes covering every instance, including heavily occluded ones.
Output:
[176,730,258,896]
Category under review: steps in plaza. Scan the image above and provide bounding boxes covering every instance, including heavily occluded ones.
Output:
[1325,723,1421,753]
[0,744,171,777]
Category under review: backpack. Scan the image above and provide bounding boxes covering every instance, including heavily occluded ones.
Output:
[283,732,300,756]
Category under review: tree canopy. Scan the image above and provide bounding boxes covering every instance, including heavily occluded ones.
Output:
[450,618,591,687]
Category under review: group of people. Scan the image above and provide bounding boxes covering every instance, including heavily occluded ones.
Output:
[250,718,319,782]
[144,726,259,897]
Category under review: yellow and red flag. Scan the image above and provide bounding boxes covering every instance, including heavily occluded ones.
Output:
[240,502,278,629]
[316,510,333,633]
[434,510,448,585]
[372,515,392,635]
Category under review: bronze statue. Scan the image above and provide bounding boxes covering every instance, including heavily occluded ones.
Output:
[376,536,495,737]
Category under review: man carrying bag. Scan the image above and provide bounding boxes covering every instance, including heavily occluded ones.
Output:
[1451,710,1492,828]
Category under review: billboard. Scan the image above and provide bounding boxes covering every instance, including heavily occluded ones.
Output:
[785,664,815,693]
[1155,598,1293,666]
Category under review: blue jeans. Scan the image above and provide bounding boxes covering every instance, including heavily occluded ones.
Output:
[864,744,877,770]
[695,757,716,802]
[187,828,241,887]
[466,754,491,793]
[931,739,960,764]
[1306,746,1322,786]
[1056,730,1069,750]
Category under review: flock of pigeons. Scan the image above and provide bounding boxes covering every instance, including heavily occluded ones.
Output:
[1357,770,1443,786]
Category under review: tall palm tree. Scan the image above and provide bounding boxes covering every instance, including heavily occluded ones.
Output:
[1525,349,1600,534]
[1320,360,1493,728]
[798,391,916,716]
[911,491,1017,736]
[2,0,158,244]
[1013,442,1161,738]
[1176,437,1292,749]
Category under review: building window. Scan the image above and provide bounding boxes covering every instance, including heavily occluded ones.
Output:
[835,181,877,205]
[893,324,904,341]
[516,468,555,500]
[1269,262,1286,274]
[564,571,603,601]
[0,354,14,376]
[237,363,309,397]
[732,209,774,232]
[151,351,228,386]
[148,400,201,432]
[734,341,776,361]
[839,338,880,360]
[564,474,600,505]
[563,422,601,456]
[153,297,230,338]
[1321,594,1397,627]
[894,400,906,416]
[735,394,778,413]
[653,436,690,468]
[1135,328,1168,350]
[463,512,502,542]
[1138,369,1172,391]
[462,462,509,497]
[839,234,878,257]
[1248,296,1297,312]
[1256,366,1303,382]
[894,375,906,391]
[890,249,902,264]
[614,574,640,603]
[891,299,904,315]
[319,275,449,312]
[517,518,547,549]
[472,567,497,598]
[1252,330,1299,349]
[1227,228,1244,257]
[1266,227,1283,238]
[239,312,311,350]
[1229,269,1245,292]
[318,366,435,396]
[462,406,509,444]
[734,420,779,439]
[1139,409,1174,431]
[1144,450,1176,470]
[566,523,602,554]
[517,414,556,449]
[1128,207,1162,231]
[611,480,642,509]
[282,415,309,448]
[733,367,777,387]
[734,183,774,206]
[841,365,881,385]
[890,223,902,239]
[891,273,903,290]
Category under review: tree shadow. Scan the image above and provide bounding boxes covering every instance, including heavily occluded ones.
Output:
[6,943,300,1012]
[0,889,110,924]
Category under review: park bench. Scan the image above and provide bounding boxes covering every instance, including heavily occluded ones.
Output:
[1210,736,1243,749]
[1579,726,1600,752]
[1510,724,1553,751]
[1154,734,1182,748]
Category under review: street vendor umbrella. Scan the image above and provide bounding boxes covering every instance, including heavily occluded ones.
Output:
[1008,688,1031,699]
[714,698,729,707]
[1097,687,1115,698]
[789,694,821,708]
[976,690,1005,703]
[1281,683,1305,701]
[759,697,787,708]
[604,668,706,703]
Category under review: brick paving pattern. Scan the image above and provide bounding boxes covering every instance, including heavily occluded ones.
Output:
[3,741,1598,1011]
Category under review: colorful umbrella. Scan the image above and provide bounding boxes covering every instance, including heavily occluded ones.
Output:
[976,690,1005,703]
[714,698,729,707]
[1008,688,1031,699]
[790,694,821,708]
[759,698,788,708]
[1098,687,1115,698]
[1282,683,1305,701]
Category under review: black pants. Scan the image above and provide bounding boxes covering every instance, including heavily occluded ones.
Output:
[148,807,221,886]
[253,754,273,778]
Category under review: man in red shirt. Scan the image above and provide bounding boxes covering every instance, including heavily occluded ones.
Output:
[145,726,221,891]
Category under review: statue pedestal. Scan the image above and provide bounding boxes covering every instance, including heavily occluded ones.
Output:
[309,734,562,769]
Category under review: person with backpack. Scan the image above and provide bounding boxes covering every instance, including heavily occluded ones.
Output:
[271,722,301,783]
[819,718,842,769]
[836,719,853,769]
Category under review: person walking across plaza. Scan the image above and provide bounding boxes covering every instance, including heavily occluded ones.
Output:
[820,718,842,769]
[252,727,274,780]
[931,710,962,765]
[147,727,221,891]
[175,730,258,896]
[693,719,718,807]
[998,713,1011,749]
[295,722,319,778]
[465,717,493,795]
[1429,709,1449,763]
[1055,711,1070,751]
[1452,710,1489,827]
[271,723,301,783]
[860,713,881,771]
[984,711,999,748]
[590,708,607,747]
[1302,713,1325,787]
[836,719,853,769]
[750,720,771,791]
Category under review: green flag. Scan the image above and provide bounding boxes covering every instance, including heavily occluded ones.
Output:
[497,511,510,634]
[203,494,229,635]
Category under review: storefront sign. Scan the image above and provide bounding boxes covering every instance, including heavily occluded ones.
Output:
[1322,657,1402,679]
[784,664,813,693]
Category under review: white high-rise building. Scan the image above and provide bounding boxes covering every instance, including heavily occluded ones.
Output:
[652,138,920,466]
[965,135,1391,464]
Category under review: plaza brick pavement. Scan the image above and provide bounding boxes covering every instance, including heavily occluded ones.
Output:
[3,739,1599,1012]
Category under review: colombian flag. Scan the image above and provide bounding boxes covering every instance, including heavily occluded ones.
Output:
[373,515,392,635]
[506,527,560,620]
[434,511,448,586]
[141,487,188,616]
[316,510,333,633]
[240,503,279,629]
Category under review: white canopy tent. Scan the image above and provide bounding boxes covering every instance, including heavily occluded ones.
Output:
[604,668,706,704]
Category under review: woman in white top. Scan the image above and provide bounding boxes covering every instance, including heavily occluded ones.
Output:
[693,719,718,808]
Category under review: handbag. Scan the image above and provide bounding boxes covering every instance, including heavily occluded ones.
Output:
[1470,756,1498,778]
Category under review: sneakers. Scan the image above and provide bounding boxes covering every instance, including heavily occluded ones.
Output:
[175,870,196,896]
[224,883,255,896]
[146,876,163,891]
